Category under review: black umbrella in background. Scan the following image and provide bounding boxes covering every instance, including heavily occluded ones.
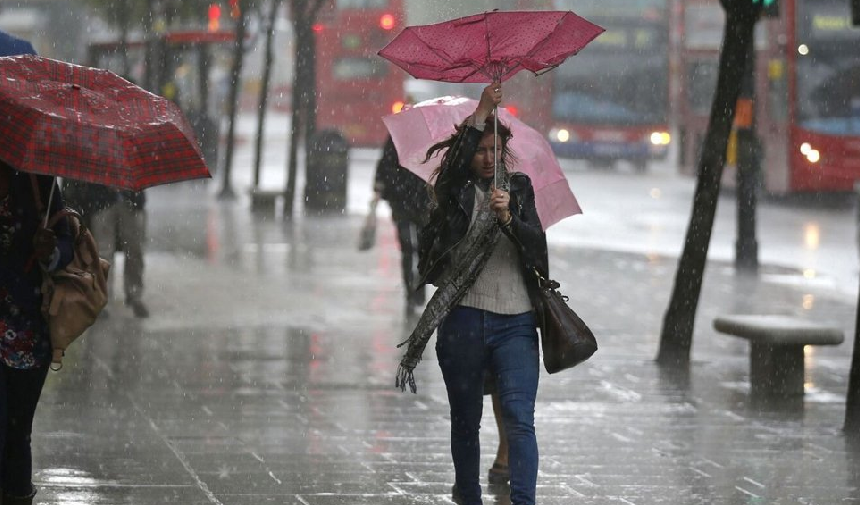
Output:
[0,29,36,56]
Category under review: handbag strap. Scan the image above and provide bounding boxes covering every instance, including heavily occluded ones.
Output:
[533,268,560,291]
[29,174,45,214]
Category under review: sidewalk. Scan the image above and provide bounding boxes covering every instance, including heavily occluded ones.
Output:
[29,151,860,504]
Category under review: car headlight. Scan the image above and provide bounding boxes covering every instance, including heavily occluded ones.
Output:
[549,128,577,143]
[800,142,820,163]
[649,131,671,146]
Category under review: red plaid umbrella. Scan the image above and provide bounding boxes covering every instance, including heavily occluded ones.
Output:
[377,10,604,83]
[0,54,210,191]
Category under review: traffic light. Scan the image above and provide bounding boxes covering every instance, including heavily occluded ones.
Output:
[853,0,859,26]
[208,4,221,32]
[379,13,395,30]
[753,0,779,17]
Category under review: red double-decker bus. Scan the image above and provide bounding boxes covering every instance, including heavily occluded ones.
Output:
[676,0,860,194]
[505,0,672,172]
[314,0,405,147]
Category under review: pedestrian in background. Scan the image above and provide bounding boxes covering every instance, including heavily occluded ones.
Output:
[402,83,548,505]
[63,182,149,318]
[373,134,432,318]
[0,160,74,505]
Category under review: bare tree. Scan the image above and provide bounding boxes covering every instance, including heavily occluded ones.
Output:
[282,0,326,218]
[657,0,762,367]
[252,0,283,192]
[847,283,860,435]
[218,0,254,199]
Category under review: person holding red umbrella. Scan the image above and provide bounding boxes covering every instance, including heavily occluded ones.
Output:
[0,160,73,505]
[398,83,547,505]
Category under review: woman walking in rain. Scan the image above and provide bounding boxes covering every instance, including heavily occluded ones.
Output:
[0,160,73,505]
[396,83,548,505]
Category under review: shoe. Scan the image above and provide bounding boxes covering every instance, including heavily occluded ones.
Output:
[451,484,462,504]
[488,462,510,485]
[3,486,36,505]
[127,299,150,318]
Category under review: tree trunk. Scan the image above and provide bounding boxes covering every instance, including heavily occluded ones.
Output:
[303,0,324,140]
[657,1,760,367]
[252,0,281,190]
[303,26,317,141]
[283,0,324,217]
[846,273,860,436]
[283,4,308,218]
[117,0,131,78]
[144,0,158,92]
[219,4,248,199]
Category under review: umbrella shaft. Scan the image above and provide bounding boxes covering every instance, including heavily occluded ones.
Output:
[494,107,498,189]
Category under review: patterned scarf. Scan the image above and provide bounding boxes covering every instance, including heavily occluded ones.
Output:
[395,194,500,393]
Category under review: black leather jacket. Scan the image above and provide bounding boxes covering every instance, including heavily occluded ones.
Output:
[417,126,548,291]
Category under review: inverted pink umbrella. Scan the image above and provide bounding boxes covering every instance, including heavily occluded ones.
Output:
[379,9,603,192]
[378,10,604,83]
[383,96,581,229]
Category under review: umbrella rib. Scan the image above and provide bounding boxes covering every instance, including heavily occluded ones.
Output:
[498,64,523,82]
[518,12,603,73]
[520,12,568,63]
[484,13,493,79]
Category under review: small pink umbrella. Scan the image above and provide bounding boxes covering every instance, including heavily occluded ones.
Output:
[383,96,581,229]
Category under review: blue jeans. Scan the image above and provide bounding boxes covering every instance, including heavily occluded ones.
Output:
[436,306,539,505]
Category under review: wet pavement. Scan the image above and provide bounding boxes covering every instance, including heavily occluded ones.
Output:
[29,143,860,504]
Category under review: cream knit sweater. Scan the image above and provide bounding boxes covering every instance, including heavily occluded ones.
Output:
[455,185,533,315]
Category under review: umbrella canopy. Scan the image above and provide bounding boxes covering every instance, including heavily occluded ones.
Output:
[383,96,581,229]
[0,54,209,191]
[0,30,36,57]
[378,10,604,83]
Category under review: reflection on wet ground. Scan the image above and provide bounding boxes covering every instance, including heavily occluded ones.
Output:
[30,182,860,504]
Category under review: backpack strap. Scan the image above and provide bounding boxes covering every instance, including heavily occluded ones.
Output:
[45,208,82,230]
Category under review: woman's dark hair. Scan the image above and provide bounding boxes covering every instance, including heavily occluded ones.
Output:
[423,116,515,209]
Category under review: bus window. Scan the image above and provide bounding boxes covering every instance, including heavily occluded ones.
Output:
[795,0,860,134]
[767,58,788,124]
[333,57,388,80]
[687,60,718,115]
[550,21,668,127]
[336,0,387,8]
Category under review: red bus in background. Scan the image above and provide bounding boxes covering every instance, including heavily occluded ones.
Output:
[505,0,672,172]
[314,0,404,147]
[676,0,860,194]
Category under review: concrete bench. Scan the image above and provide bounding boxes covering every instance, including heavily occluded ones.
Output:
[713,315,844,397]
[250,189,282,212]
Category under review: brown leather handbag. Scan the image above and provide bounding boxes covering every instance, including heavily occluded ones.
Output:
[533,270,597,374]
[32,176,110,370]
[40,208,110,370]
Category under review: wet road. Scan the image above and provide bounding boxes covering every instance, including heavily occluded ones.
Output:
[29,125,860,504]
